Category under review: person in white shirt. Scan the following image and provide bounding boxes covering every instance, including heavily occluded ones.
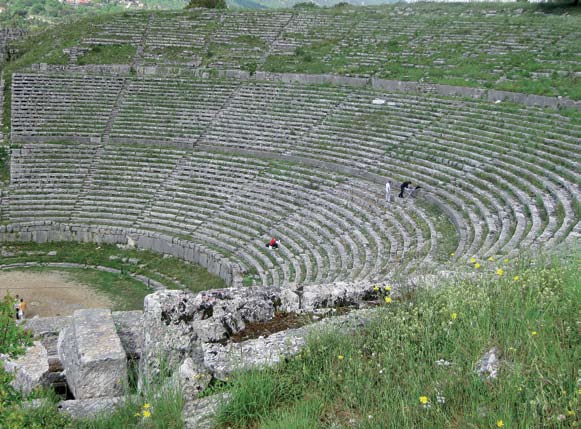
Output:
[385,181,391,202]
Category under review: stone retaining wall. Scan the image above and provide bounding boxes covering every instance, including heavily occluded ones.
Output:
[0,222,243,287]
[27,64,580,111]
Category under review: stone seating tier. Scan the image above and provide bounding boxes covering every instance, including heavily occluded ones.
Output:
[6,73,580,286]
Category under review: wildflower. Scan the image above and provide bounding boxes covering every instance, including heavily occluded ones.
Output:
[385,285,392,292]
[419,396,429,405]
[436,394,446,405]
[143,403,151,410]
[488,256,495,262]
[450,252,455,257]
[513,275,519,281]
[338,355,344,360]
[568,410,576,417]
[435,359,452,367]
[373,285,379,291]
[143,410,151,418]
[470,257,477,264]
[531,331,538,336]
[496,268,504,276]
[451,312,458,320]
[496,420,504,427]
[474,263,481,269]
[385,296,392,303]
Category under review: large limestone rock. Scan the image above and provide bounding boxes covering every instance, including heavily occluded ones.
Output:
[140,287,297,383]
[58,396,129,419]
[140,291,205,385]
[175,357,212,400]
[203,309,375,380]
[58,308,127,399]
[1,341,50,394]
[300,282,376,312]
[182,393,230,429]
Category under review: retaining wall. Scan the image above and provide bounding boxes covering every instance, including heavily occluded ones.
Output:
[0,222,243,287]
[27,64,580,111]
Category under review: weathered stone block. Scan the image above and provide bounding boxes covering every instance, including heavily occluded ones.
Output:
[1,341,50,394]
[58,308,127,399]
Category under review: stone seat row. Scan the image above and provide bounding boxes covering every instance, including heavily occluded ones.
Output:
[7,143,435,286]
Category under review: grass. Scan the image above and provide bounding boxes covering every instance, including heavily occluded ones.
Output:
[0,241,227,294]
[213,250,581,428]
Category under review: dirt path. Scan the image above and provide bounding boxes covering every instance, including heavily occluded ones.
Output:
[0,270,112,318]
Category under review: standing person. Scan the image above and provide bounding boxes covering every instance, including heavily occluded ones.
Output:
[385,181,391,202]
[399,181,412,198]
[18,298,26,320]
[266,237,279,249]
[14,294,20,320]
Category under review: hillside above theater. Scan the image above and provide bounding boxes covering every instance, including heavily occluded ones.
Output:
[4,2,580,99]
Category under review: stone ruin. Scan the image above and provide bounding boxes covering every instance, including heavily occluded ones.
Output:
[1,281,383,427]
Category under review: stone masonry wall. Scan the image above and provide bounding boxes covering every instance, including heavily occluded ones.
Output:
[27,64,581,111]
[0,222,243,286]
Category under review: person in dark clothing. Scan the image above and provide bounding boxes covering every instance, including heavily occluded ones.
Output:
[266,237,279,249]
[399,181,412,198]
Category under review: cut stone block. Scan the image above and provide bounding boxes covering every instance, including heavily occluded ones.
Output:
[58,308,127,399]
[1,341,50,394]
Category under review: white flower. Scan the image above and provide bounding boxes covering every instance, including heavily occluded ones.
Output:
[436,394,446,405]
[435,359,453,367]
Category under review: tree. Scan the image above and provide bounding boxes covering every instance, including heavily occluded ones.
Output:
[186,0,227,9]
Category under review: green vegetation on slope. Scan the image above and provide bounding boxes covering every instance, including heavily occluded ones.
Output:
[4,3,579,99]
[0,241,227,293]
[213,251,580,428]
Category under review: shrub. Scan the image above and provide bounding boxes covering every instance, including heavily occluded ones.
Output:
[185,0,227,9]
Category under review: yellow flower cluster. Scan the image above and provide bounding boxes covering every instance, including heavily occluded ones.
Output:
[135,403,151,419]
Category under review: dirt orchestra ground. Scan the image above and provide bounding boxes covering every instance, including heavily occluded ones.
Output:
[0,270,112,318]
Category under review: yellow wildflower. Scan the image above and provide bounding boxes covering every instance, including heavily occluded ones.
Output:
[531,331,538,336]
[450,252,455,257]
[143,403,151,410]
[419,396,429,405]
[373,285,379,291]
[143,410,151,418]
[513,275,520,281]
[451,312,458,320]
[488,256,495,262]
[338,355,344,360]
[567,410,575,416]
[496,420,504,427]
[474,263,481,269]
[470,257,477,264]
[385,296,392,303]
[496,268,504,276]
[385,286,392,292]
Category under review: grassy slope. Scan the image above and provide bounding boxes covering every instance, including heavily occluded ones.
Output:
[213,251,580,428]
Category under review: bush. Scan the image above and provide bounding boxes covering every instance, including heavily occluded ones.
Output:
[185,0,227,9]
